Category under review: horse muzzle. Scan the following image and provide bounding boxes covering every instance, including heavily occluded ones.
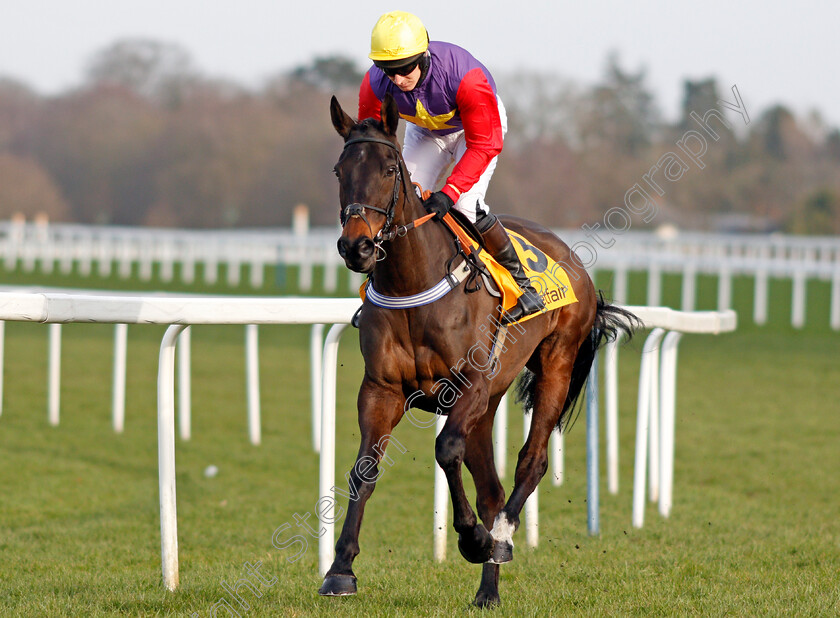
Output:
[337,236,376,273]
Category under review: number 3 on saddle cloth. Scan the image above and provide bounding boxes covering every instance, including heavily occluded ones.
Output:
[359,214,578,324]
[478,229,578,322]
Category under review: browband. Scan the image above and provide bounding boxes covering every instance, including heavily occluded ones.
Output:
[343,136,400,152]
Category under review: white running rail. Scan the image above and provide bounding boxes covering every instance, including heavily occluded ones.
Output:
[0,218,835,328]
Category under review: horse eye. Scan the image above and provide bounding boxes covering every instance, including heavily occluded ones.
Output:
[385,166,397,176]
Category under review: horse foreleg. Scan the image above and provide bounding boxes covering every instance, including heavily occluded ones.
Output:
[436,381,495,565]
[491,368,572,564]
[464,395,505,608]
[318,380,404,596]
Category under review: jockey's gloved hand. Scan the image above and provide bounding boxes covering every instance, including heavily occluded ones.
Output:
[423,191,454,220]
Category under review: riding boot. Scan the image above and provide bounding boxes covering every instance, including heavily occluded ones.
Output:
[476,214,546,324]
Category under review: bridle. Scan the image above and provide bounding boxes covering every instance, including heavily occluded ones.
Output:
[339,136,433,253]
[337,133,487,312]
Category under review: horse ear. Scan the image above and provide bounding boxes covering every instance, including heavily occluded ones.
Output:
[330,95,356,139]
[381,93,400,136]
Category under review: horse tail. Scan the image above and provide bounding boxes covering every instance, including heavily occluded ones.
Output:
[515,293,641,431]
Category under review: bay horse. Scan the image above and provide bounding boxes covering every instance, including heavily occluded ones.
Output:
[322,93,637,607]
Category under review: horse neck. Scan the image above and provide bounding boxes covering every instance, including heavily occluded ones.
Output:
[371,191,455,296]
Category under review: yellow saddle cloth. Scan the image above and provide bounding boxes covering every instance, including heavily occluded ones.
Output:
[470,229,578,324]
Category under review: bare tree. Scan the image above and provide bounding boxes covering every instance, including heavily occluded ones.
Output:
[86,39,198,106]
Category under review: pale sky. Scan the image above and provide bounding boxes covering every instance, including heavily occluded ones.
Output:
[2,1,838,128]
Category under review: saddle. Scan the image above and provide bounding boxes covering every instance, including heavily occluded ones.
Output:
[439,209,578,322]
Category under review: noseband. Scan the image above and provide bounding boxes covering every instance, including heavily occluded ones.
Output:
[340,136,405,246]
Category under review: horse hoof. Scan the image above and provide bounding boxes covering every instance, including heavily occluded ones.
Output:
[488,540,513,564]
[457,526,494,564]
[472,591,501,609]
[318,574,357,596]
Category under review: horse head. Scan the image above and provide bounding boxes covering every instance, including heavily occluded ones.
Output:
[330,94,408,273]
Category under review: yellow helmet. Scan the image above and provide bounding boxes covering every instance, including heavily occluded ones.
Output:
[369,11,429,63]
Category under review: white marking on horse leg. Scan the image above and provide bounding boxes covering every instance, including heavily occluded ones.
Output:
[490,513,515,547]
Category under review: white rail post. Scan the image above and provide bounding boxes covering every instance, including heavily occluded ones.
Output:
[791,270,806,329]
[41,237,55,275]
[78,242,92,277]
[139,243,153,281]
[181,246,196,284]
[717,266,732,312]
[550,428,564,486]
[319,323,349,577]
[754,270,769,325]
[310,324,326,453]
[299,255,313,292]
[58,242,72,275]
[177,326,191,441]
[585,353,599,536]
[648,334,662,504]
[632,328,666,528]
[605,337,620,494]
[249,258,265,288]
[831,267,840,331]
[158,323,187,591]
[0,321,4,416]
[433,413,448,561]
[658,331,683,518]
[112,324,128,433]
[204,249,218,285]
[160,243,174,282]
[245,324,261,446]
[348,271,364,294]
[227,257,242,288]
[604,334,621,494]
[97,241,112,278]
[646,263,662,307]
[48,323,61,426]
[681,263,696,311]
[324,259,339,293]
[523,408,539,547]
[493,392,508,478]
[116,241,131,279]
[613,266,628,305]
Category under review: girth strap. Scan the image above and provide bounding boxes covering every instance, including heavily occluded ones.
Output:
[365,259,473,309]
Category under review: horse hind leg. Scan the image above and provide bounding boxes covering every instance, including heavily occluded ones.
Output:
[490,353,579,564]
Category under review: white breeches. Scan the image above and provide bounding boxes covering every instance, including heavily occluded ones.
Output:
[402,96,508,223]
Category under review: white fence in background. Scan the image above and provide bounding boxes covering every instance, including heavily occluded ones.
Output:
[0,289,735,590]
[0,219,837,328]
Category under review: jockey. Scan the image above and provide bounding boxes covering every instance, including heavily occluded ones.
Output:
[358,10,545,324]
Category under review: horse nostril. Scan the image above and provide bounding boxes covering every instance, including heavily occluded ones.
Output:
[356,238,374,259]
[337,238,348,258]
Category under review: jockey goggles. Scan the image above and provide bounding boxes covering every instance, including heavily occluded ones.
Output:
[374,54,423,77]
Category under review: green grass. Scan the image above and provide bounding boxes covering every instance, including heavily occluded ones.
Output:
[0,267,838,616]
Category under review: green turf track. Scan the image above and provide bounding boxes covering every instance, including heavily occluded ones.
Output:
[0,266,838,616]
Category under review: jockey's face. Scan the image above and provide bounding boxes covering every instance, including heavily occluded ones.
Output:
[387,65,422,92]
